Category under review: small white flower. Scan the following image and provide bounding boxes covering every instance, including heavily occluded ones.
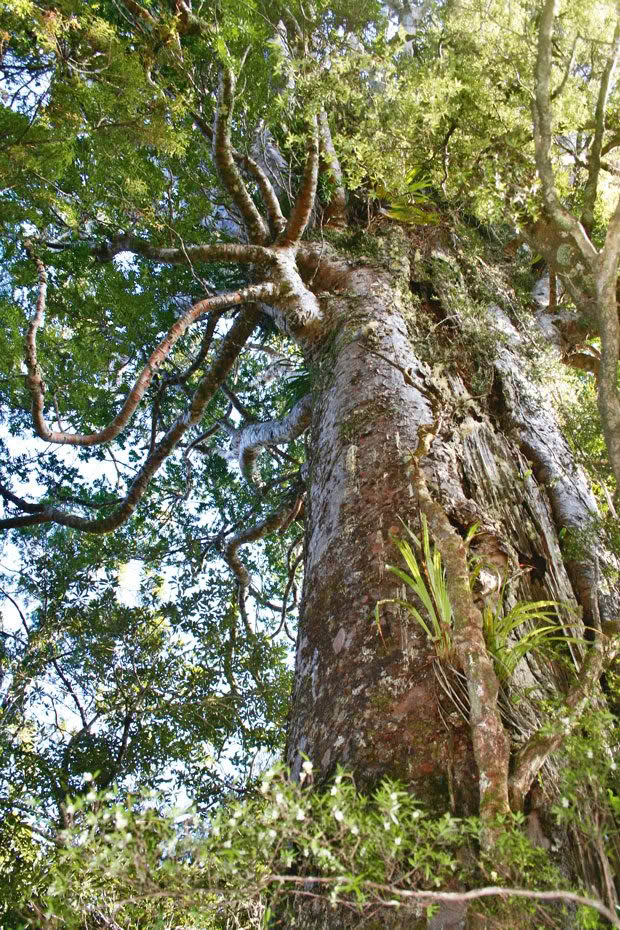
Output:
[390,792,399,802]
[412,809,421,820]
[83,772,93,783]
[115,812,128,829]
[212,825,220,837]
[302,760,313,775]
[223,839,232,849]
[333,808,344,822]
[384,820,391,831]
[611,761,617,771]
[394,836,402,846]
[335,775,343,786]
[490,870,498,881]
[296,808,306,821]
[561,797,570,809]
[268,829,277,840]
[587,750,593,759]
[350,824,359,835]
[232,808,243,820]
[275,792,284,805]
[260,781,270,794]
[330,786,338,796]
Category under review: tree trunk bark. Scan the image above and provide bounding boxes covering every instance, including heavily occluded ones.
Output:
[285,229,619,928]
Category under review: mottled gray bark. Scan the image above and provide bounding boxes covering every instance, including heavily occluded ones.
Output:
[284,232,619,929]
[289,241,440,798]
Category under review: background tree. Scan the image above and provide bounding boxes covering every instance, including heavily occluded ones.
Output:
[2,0,620,927]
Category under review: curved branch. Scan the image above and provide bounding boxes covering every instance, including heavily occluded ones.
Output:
[24,254,278,447]
[231,393,312,485]
[224,495,303,588]
[510,632,619,811]
[282,116,319,246]
[596,190,620,489]
[1,307,261,534]
[263,876,620,929]
[93,233,275,267]
[0,481,45,514]
[213,69,269,245]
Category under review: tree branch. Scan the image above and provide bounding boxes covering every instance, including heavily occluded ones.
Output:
[213,68,270,245]
[230,393,312,485]
[24,248,278,447]
[581,11,620,232]
[510,631,619,811]
[51,657,89,731]
[281,116,319,246]
[596,189,620,489]
[550,34,578,101]
[92,233,275,266]
[193,111,287,238]
[263,876,620,929]
[319,111,347,228]
[1,307,261,533]
[0,481,45,514]
[98,711,134,790]
[532,0,597,264]
[224,495,303,589]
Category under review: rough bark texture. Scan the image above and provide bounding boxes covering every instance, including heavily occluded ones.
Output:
[284,228,620,929]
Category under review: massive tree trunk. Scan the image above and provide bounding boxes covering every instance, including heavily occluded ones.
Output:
[285,227,620,928]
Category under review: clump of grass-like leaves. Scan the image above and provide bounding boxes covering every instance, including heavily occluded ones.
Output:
[376,517,582,679]
[482,597,582,683]
[375,514,458,662]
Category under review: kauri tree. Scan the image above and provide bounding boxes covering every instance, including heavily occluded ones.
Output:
[2,0,620,927]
